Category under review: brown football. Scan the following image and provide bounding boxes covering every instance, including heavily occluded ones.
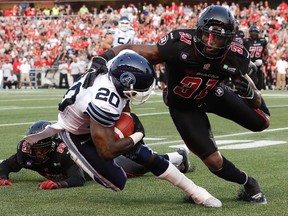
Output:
[114,112,135,140]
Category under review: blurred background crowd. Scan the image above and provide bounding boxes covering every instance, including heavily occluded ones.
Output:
[0,1,287,90]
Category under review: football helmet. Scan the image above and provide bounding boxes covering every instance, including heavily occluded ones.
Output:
[25,121,58,164]
[249,25,260,40]
[194,5,236,59]
[118,16,131,32]
[109,52,156,105]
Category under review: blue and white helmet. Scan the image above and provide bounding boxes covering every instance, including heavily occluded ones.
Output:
[109,51,156,105]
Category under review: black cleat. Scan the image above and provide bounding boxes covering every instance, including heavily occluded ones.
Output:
[177,147,190,173]
[238,177,267,204]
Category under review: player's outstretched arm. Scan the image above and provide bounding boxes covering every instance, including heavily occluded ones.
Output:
[111,44,163,65]
[0,154,23,186]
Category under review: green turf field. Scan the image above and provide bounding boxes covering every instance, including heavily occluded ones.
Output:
[0,89,287,216]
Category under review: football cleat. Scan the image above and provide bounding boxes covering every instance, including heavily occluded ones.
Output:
[238,176,267,204]
[177,147,191,173]
[184,186,222,208]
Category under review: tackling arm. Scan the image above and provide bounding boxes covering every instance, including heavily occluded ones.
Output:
[102,34,114,50]
[110,44,163,65]
[57,162,86,188]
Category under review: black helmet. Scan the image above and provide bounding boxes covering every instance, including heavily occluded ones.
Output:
[109,51,156,105]
[26,120,58,164]
[249,25,260,40]
[194,5,236,59]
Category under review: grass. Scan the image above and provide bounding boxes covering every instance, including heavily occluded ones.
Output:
[0,89,287,216]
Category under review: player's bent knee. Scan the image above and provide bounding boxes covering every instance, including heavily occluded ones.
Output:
[203,151,223,171]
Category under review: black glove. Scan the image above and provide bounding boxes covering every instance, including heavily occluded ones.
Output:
[234,75,254,98]
[82,56,108,89]
[123,139,144,161]
[130,113,145,137]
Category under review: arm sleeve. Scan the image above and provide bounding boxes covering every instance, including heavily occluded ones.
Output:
[0,154,22,179]
[58,153,86,187]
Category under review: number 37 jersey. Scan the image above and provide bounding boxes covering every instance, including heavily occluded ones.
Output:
[156,29,251,109]
[57,73,128,135]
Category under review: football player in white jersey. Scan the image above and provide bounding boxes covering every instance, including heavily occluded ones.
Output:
[102,16,136,50]
[24,50,221,207]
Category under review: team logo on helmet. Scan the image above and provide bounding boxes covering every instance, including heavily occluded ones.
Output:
[120,72,136,88]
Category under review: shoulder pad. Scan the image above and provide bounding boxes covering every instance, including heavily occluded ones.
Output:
[107,29,115,34]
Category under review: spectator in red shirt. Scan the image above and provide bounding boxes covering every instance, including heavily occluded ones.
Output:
[278,1,288,11]
[12,56,22,89]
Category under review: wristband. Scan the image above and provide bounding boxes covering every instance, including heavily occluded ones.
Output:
[129,132,143,145]
[100,49,116,61]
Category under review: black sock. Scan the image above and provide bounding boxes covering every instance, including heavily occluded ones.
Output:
[210,157,247,185]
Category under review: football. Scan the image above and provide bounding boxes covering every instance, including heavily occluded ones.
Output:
[114,112,135,140]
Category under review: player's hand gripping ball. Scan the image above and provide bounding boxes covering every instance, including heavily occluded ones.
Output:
[114,112,135,140]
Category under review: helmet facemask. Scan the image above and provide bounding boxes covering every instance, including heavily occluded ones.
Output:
[194,5,236,60]
[119,17,130,32]
[27,137,57,164]
[249,30,259,40]
[195,24,234,59]
[119,21,130,32]
[123,79,156,105]
[25,120,58,164]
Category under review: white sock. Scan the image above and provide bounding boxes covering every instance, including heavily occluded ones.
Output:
[158,162,197,195]
[166,152,183,166]
[158,162,213,204]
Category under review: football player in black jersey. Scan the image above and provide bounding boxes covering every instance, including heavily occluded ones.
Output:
[86,5,270,204]
[235,20,245,44]
[243,25,269,90]
[0,121,85,189]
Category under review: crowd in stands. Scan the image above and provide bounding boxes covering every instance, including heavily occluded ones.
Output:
[0,1,287,89]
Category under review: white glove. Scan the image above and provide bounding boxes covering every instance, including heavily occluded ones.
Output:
[254,59,263,66]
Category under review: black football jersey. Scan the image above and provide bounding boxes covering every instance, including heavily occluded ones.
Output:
[157,29,250,109]
[243,37,267,62]
[14,140,78,181]
[235,30,245,44]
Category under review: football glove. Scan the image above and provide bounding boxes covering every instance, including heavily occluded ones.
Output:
[0,178,12,186]
[123,139,145,161]
[234,75,254,99]
[38,180,62,190]
[82,56,108,89]
[130,113,145,136]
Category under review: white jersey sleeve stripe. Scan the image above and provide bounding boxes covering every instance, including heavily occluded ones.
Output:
[87,102,120,127]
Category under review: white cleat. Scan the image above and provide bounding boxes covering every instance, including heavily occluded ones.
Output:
[186,186,222,208]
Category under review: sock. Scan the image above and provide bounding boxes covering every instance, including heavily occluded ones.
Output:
[158,162,197,194]
[211,157,248,185]
[165,152,183,166]
[158,162,212,204]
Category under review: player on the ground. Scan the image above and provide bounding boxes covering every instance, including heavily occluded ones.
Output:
[0,120,190,188]
[0,120,85,189]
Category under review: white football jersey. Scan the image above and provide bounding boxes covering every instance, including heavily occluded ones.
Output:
[56,50,137,135]
[57,73,128,135]
[108,28,136,47]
